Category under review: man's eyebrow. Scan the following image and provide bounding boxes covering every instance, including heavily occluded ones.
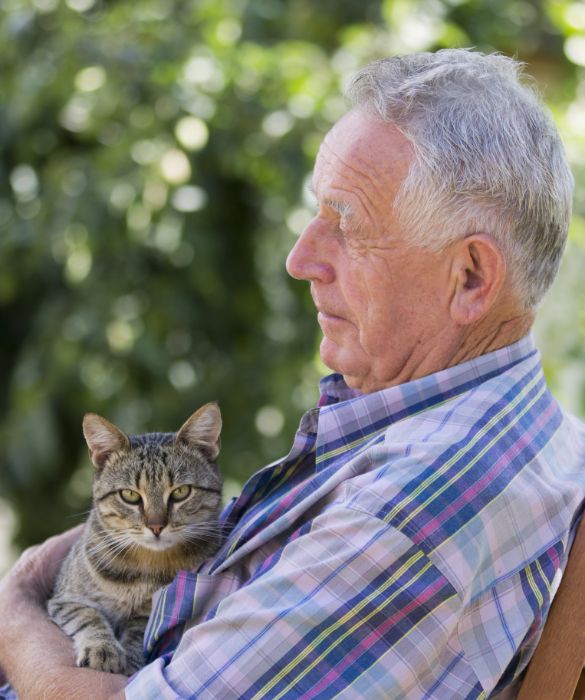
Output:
[327,199,354,218]
[306,182,359,223]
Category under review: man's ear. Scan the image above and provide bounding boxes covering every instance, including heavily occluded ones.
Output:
[449,234,506,325]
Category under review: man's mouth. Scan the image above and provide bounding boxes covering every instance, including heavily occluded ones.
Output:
[317,310,346,325]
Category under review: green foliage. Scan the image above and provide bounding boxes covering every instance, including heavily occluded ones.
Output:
[1,0,584,548]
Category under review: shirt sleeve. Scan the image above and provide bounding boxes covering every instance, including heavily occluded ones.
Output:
[125,505,482,700]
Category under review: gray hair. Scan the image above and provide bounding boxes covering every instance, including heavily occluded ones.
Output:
[346,49,574,309]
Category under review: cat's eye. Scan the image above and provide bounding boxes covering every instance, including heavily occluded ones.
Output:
[170,485,191,502]
[120,489,142,504]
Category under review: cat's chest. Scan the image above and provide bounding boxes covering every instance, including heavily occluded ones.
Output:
[94,575,155,618]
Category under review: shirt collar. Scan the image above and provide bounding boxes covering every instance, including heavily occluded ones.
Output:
[314,334,539,468]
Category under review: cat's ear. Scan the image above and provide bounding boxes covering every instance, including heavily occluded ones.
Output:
[176,402,222,460]
[82,413,130,469]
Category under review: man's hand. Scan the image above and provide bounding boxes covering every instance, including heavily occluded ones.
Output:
[0,525,83,608]
[0,526,82,688]
[0,526,128,700]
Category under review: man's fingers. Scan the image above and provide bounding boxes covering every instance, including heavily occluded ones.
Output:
[5,525,85,601]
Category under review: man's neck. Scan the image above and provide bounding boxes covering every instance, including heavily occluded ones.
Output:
[447,310,534,369]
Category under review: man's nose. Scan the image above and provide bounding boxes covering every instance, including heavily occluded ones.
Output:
[285,220,335,283]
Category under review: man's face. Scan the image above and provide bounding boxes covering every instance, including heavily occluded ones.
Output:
[286,109,453,393]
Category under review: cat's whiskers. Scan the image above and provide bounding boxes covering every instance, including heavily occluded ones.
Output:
[65,509,93,520]
[86,538,124,558]
[178,523,225,546]
[183,521,228,535]
[180,524,217,535]
[86,546,127,572]
[86,531,136,570]
[90,528,132,549]
[182,530,222,541]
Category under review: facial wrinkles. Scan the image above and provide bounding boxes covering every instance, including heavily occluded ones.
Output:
[360,256,397,336]
[324,198,362,236]
[315,139,390,246]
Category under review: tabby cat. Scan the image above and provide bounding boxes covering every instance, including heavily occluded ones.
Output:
[48,402,223,675]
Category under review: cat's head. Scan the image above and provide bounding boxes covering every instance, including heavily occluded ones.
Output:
[82,403,223,554]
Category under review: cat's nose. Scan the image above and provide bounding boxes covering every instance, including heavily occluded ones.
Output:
[147,524,165,537]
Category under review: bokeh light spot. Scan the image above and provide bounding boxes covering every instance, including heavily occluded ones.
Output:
[75,66,106,92]
[160,148,191,184]
[175,117,209,151]
[255,406,284,437]
[171,185,207,212]
[10,165,39,201]
[169,361,198,390]
[66,0,96,11]
[565,36,585,66]
[262,110,295,138]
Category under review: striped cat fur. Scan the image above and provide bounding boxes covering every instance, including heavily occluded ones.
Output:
[47,402,223,675]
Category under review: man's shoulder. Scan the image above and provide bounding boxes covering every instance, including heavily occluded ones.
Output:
[336,362,585,594]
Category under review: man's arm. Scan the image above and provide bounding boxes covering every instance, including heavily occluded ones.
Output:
[0,528,127,700]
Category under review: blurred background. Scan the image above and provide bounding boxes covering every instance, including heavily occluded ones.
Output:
[1,0,585,569]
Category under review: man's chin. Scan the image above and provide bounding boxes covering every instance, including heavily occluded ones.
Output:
[319,338,367,387]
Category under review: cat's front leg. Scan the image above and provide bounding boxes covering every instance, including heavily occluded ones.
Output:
[119,613,150,674]
[48,597,128,674]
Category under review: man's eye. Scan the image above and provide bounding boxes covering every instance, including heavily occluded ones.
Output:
[337,221,350,238]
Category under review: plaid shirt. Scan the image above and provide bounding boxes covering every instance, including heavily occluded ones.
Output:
[124,335,585,699]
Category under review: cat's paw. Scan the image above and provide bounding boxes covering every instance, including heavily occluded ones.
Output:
[76,641,128,674]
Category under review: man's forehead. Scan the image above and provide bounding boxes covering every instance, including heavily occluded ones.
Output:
[313,111,413,189]
[334,109,411,155]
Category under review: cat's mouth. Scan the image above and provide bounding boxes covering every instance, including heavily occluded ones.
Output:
[134,529,184,552]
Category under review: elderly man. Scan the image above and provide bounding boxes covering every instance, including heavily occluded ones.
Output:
[1,49,584,699]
